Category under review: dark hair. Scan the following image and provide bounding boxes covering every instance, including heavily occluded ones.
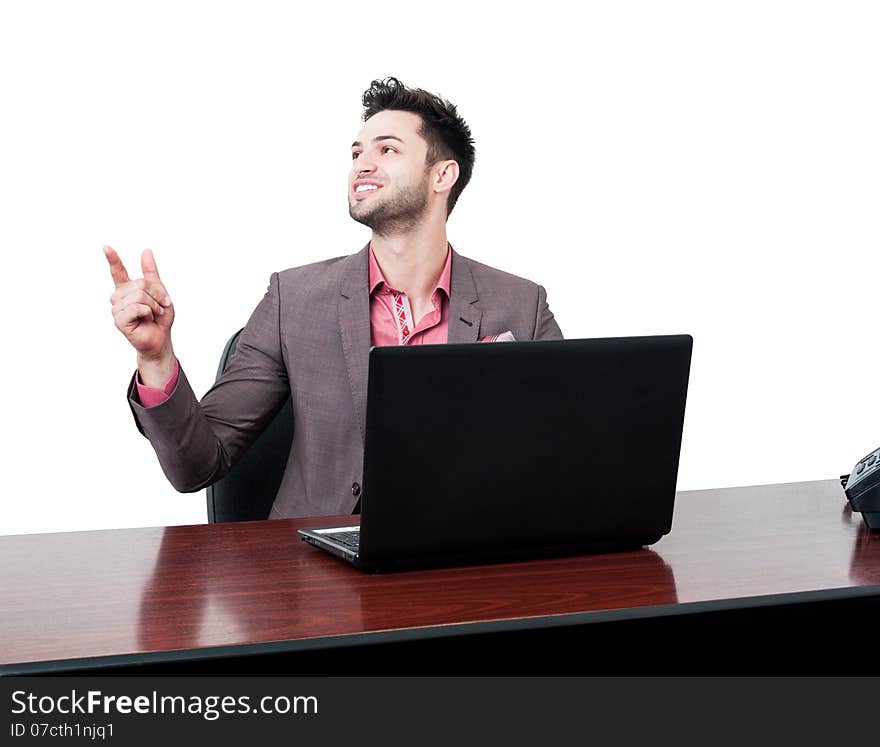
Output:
[362,77,475,216]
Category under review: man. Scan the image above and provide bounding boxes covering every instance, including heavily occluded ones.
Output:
[106,77,563,518]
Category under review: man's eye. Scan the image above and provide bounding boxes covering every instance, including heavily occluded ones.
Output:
[351,152,361,160]
[382,146,396,154]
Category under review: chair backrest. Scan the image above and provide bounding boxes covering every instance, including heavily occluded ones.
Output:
[205,329,294,522]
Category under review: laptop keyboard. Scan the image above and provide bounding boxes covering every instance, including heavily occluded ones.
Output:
[328,530,360,551]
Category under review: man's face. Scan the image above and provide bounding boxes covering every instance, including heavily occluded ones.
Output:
[349,109,433,234]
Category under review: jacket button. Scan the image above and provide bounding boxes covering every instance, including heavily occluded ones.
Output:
[351,482,361,497]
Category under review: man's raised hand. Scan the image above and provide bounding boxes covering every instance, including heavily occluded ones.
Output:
[105,246,176,383]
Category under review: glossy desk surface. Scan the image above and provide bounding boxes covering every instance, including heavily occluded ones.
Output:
[3,479,880,673]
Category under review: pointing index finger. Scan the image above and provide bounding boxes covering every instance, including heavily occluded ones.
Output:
[103,245,131,288]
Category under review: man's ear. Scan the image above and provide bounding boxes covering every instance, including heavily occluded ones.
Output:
[432,160,460,196]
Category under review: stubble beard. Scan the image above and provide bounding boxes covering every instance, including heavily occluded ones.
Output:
[349,174,431,237]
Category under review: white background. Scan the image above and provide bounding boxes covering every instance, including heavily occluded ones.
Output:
[1,0,877,535]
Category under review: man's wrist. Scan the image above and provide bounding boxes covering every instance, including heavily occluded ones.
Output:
[137,348,177,389]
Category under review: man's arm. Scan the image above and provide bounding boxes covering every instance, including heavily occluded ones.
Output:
[128,273,290,492]
[106,247,290,493]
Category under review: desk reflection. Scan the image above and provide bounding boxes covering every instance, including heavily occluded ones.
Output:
[136,524,367,653]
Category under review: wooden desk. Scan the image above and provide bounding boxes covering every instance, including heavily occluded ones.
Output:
[3,479,880,675]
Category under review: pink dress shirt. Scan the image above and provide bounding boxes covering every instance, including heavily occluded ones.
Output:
[368,244,451,347]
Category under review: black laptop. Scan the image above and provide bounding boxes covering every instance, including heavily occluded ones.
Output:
[299,335,692,572]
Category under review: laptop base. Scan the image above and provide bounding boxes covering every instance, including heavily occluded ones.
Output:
[299,526,657,573]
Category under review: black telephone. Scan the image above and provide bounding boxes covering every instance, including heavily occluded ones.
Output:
[842,446,880,529]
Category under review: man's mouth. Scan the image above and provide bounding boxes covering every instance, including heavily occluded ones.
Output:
[353,181,383,198]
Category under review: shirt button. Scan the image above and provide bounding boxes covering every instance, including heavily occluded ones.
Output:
[351,482,361,497]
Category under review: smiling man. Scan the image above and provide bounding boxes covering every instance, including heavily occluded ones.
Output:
[105,77,563,518]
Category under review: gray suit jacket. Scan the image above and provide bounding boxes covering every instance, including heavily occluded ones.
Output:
[128,244,563,518]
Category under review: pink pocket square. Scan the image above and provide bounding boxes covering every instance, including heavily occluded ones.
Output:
[479,330,516,343]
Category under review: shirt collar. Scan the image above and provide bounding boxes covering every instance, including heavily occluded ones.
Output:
[369,243,452,298]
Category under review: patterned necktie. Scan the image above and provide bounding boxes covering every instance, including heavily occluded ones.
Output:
[391,291,411,345]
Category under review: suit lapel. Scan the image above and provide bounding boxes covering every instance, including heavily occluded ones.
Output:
[447,249,483,344]
[338,244,371,443]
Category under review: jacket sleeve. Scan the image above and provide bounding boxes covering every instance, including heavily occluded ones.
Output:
[127,273,291,493]
[533,284,564,341]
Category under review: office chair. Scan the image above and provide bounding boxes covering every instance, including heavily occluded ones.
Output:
[205,329,294,522]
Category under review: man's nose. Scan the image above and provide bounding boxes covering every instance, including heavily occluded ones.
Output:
[355,156,377,176]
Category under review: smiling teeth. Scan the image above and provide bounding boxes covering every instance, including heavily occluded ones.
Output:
[356,185,378,192]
